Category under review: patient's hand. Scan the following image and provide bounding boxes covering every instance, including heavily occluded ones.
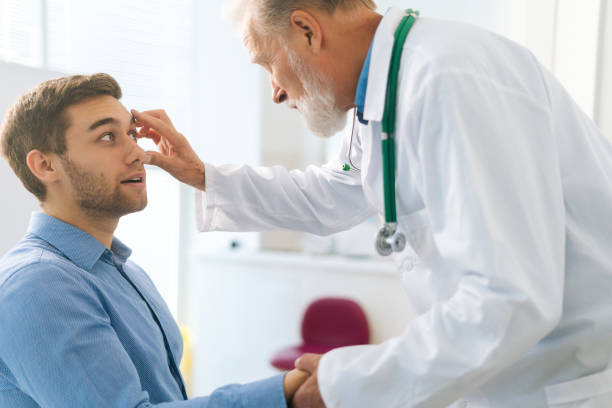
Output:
[283,369,310,401]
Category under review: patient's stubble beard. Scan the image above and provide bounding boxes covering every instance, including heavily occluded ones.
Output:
[287,50,347,138]
[60,157,147,219]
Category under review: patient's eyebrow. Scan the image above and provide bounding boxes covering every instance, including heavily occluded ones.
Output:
[88,117,121,131]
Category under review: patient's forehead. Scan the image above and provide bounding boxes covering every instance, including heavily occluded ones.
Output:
[65,96,131,131]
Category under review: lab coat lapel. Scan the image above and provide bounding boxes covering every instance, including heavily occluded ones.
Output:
[363,6,407,122]
[359,120,384,212]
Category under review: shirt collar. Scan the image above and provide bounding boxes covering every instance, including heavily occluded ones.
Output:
[27,212,132,271]
[110,236,132,265]
[354,43,373,125]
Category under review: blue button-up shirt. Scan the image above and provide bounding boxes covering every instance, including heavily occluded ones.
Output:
[0,212,286,407]
[354,43,373,125]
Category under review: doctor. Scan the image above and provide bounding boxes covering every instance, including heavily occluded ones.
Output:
[132,1,612,407]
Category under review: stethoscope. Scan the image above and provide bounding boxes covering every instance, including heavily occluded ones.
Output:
[343,9,419,256]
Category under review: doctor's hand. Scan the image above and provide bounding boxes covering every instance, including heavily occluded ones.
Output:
[293,353,326,408]
[131,109,207,191]
[283,369,311,402]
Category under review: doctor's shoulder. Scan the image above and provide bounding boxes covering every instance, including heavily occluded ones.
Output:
[404,18,535,82]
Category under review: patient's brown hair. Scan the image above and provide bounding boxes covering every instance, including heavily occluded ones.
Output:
[0,73,122,201]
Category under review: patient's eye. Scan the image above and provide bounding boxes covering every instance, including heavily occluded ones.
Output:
[100,132,115,142]
[128,131,138,142]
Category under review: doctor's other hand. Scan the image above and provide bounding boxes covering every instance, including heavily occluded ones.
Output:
[293,353,326,408]
[131,109,206,191]
[283,369,311,402]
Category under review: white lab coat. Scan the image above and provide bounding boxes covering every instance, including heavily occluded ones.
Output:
[196,6,612,408]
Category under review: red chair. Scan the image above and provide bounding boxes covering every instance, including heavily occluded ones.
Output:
[270,297,370,370]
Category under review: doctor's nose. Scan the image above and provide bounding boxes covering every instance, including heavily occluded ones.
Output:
[272,86,287,104]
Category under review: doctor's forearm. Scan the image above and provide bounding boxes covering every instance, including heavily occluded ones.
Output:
[197,162,375,234]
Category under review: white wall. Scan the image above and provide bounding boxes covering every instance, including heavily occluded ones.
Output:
[0,62,63,255]
[185,0,263,256]
[554,0,602,118]
[596,0,612,138]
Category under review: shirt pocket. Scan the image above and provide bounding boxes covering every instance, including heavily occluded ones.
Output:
[545,369,612,408]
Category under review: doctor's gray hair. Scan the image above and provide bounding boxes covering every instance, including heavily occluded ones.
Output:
[226,0,377,39]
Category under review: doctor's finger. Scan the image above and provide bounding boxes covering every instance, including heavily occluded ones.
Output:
[131,110,177,142]
[137,127,163,147]
[295,353,322,373]
[135,109,176,130]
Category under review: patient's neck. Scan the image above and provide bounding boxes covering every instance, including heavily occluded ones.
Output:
[41,200,118,249]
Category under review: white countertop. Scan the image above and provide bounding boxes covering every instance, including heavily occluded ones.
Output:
[192,250,399,276]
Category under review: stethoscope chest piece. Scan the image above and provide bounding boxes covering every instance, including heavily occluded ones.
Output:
[375,223,406,256]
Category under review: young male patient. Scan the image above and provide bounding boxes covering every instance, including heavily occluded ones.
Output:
[0,73,308,407]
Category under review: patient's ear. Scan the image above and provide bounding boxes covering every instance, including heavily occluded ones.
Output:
[26,150,60,184]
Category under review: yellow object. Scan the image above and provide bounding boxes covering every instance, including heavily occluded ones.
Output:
[179,325,193,397]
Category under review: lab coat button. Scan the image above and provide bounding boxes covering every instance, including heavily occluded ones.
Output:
[403,259,415,271]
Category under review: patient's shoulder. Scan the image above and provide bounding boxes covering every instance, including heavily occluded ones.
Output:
[0,234,84,298]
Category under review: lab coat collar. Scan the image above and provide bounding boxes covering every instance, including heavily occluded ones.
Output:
[363,6,409,122]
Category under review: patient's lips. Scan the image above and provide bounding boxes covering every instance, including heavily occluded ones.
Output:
[120,172,146,187]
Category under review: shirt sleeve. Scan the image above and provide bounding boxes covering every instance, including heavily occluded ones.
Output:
[185,375,287,408]
[194,129,376,235]
[0,264,287,408]
[317,69,566,407]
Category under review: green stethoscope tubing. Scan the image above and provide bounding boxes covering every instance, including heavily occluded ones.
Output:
[382,10,418,224]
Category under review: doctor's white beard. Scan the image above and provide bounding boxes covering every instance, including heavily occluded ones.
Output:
[287,50,347,138]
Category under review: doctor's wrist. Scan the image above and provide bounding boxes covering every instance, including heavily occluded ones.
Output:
[191,160,206,191]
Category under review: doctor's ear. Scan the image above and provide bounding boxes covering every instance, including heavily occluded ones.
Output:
[26,150,60,185]
[289,10,323,53]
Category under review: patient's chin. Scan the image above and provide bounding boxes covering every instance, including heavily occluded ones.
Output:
[78,192,148,219]
[134,196,148,213]
[121,195,148,216]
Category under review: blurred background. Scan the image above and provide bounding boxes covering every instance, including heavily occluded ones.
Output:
[1,0,611,397]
